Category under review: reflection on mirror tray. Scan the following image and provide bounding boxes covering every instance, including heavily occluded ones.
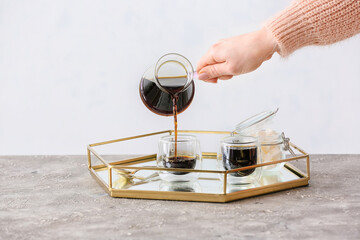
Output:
[113,169,160,190]
[159,180,202,193]
[260,169,291,185]
[227,183,260,193]
[95,162,302,194]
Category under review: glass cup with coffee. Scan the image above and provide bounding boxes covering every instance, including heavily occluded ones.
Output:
[217,135,262,185]
[157,134,202,182]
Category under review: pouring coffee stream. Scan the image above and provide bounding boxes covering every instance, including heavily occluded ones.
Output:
[157,76,184,159]
[172,94,179,158]
[157,74,194,160]
[139,53,196,161]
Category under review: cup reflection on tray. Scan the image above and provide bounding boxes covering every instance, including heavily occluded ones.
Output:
[260,171,283,186]
[227,182,260,193]
[159,180,202,193]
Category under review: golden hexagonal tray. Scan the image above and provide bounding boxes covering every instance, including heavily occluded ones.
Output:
[87,130,310,203]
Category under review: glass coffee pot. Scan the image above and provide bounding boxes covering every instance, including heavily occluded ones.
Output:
[139,53,195,116]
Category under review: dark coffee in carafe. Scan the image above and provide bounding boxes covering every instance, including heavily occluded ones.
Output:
[139,75,194,116]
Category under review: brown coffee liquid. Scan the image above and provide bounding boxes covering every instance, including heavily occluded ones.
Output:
[139,77,194,116]
[163,156,197,175]
[222,146,257,176]
[172,95,178,158]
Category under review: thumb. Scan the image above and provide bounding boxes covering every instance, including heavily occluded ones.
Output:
[198,63,228,80]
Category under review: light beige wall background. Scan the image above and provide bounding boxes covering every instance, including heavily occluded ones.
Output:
[0,0,359,154]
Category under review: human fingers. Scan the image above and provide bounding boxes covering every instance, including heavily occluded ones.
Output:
[197,62,228,80]
[196,50,218,73]
[202,75,231,84]
[218,75,233,80]
[203,78,218,84]
[201,75,232,84]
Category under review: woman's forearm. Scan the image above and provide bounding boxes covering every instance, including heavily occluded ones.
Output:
[265,0,360,57]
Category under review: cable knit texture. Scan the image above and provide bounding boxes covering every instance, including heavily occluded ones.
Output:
[265,0,360,57]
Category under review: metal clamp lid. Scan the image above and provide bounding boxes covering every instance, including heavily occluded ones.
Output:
[282,132,296,157]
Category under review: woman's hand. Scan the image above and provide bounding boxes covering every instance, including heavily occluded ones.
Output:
[196,27,278,83]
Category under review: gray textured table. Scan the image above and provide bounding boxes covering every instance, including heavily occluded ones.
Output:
[0,155,359,239]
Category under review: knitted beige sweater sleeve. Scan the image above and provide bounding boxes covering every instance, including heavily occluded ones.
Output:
[265,0,360,57]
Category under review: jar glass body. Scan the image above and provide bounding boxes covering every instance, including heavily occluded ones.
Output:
[254,129,286,171]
